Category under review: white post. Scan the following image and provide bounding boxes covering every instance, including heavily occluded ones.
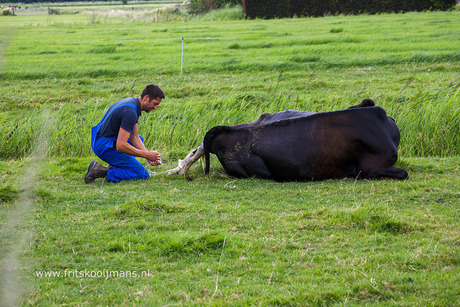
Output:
[181,37,184,75]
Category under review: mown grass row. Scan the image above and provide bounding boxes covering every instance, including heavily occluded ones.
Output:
[1,51,458,80]
[1,30,458,80]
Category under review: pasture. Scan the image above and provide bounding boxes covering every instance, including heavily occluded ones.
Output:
[0,4,459,305]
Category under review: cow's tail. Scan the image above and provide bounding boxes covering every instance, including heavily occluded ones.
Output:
[203,126,231,175]
[204,149,210,175]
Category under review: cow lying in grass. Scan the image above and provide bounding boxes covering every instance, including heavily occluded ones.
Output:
[168,99,408,181]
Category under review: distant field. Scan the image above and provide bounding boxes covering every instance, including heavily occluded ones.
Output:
[3,1,183,19]
[0,8,459,306]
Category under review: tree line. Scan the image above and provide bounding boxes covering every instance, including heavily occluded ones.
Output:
[1,0,456,18]
[243,0,457,18]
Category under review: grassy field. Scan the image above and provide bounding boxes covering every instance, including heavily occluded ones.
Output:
[0,8,458,158]
[1,155,459,305]
[0,5,459,306]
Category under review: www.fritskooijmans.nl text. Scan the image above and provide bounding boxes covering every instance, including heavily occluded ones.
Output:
[35,269,152,279]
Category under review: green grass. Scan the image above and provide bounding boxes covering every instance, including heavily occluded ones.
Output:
[1,156,459,305]
[0,8,459,306]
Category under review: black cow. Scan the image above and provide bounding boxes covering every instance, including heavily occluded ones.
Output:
[168,99,408,181]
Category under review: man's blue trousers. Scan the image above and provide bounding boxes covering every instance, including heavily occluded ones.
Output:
[91,128,150,182]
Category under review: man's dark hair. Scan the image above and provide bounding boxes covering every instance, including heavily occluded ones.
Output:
[141,84,165,100]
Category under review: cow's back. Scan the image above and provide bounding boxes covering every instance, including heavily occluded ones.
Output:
[251,107,402,180]
[232,110,316,129]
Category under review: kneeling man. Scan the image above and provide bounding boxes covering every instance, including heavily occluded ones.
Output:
[85,83,164,184]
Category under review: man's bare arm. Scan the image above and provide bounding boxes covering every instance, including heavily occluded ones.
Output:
[116,126,160,164]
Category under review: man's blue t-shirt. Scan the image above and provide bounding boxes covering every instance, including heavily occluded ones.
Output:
[98,98,142,138]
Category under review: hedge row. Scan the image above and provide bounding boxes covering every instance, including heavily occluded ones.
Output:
[244,0,457,19]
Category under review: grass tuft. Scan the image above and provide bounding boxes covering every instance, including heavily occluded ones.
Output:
[0,184,19,203]
[158,231,226,256]
[88,45,117,54]
[330,27,344,33]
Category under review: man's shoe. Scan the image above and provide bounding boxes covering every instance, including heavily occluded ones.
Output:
[84,160,109,184]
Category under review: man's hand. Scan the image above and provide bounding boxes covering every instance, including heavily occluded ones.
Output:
[146,151,161,166]
[148,159,162,166]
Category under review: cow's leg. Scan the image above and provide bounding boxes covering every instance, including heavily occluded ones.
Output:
[218,150,272,179]
[242,154,272,179]
[369,166,408,180]
[167,143,205,176]
[359,151,408,180]
[220,161,249,178]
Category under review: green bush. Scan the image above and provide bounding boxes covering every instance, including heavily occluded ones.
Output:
[189,0,241,14]
[198,4,244,20]
[48,8,62,15]
[2,9,13,16]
